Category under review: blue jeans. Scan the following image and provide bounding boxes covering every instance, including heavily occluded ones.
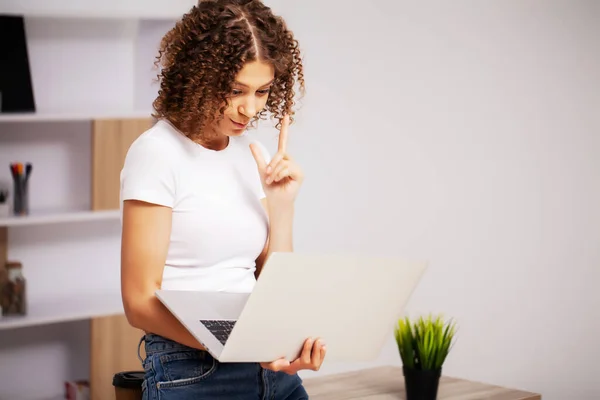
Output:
[139,333,309,399]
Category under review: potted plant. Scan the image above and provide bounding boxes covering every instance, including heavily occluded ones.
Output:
[394,314,457,400]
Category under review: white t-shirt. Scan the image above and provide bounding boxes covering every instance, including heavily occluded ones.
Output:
[120,119,271,293]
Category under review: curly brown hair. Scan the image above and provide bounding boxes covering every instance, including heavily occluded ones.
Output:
[152,0,305,140]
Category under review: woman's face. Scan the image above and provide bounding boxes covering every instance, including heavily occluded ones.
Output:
[214,60,275,138]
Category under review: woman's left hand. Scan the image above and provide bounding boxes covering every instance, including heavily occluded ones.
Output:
[250,115,304,206]
[260,337,327,375]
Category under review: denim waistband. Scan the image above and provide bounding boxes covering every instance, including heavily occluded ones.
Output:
[137,333,211,362]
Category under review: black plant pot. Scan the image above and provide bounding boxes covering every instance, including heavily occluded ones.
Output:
[403,366,442,400]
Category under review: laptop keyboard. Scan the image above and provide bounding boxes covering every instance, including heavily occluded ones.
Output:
[200,319,236,345]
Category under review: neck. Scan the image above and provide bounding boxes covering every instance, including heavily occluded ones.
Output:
[193,128,229,151]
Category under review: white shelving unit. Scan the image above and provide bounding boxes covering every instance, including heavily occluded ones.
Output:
[0,110,153,123]
[0,209,120,227]
[0,0,195,20]
[0,6,170,398]
[0,291,123,331]
[0,9,157,331]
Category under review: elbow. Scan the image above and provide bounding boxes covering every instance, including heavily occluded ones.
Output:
[123,299,143,330]
[124,306,143,331]
[122,292,151,331]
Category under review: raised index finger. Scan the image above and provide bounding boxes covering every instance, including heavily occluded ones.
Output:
[278,114,290,154]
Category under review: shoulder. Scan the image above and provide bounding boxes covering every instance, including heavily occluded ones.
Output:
[120,120,182,207]
[125,120,187,166]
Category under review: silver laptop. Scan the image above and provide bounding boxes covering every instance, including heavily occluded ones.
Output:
[155,252,427,363]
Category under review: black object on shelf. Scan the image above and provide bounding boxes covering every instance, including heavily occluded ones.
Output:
[0,15,36,113]
[0,189,7,204]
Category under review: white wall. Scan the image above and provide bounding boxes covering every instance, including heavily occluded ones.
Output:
[281,1,600,398]
[0,1,598,399]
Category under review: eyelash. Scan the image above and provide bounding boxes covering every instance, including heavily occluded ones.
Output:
[232,89,271,96]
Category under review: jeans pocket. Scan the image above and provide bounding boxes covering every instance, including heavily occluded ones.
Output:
[156,351,218,389]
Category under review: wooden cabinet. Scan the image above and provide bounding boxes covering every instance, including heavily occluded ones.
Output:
[90,315,147,400]
[92,118,153,211]
[89,117,151,400]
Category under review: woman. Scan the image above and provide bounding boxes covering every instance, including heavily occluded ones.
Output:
[119,0,325,398]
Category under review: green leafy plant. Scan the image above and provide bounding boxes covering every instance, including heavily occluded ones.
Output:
[394,314,457,371]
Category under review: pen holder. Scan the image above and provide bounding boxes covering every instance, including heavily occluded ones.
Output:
[13,176,29,216]
[10,162,32,216]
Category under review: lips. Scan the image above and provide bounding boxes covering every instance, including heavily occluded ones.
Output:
[231,119,248,129]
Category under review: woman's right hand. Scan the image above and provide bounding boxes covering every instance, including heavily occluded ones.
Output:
[260,337,327,375]
[250,115,304,208]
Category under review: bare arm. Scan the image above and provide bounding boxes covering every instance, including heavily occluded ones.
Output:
[254,198,294,278]
[121,199,206,350]
[250,116,326,373]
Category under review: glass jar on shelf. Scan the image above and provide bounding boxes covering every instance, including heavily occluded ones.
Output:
[1,261,27,316]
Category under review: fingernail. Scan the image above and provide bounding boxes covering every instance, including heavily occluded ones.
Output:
[266,166,272,174]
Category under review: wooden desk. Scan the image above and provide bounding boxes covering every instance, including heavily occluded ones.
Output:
[303,366,541,400]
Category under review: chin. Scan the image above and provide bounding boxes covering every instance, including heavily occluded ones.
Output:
[231,125,249,135]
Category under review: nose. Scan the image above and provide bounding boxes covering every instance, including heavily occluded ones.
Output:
[238,98,257,119]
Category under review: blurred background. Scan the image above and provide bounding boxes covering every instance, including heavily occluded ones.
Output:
[0,0,598,399]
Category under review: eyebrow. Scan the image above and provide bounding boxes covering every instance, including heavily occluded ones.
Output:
[233,79,274,88]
